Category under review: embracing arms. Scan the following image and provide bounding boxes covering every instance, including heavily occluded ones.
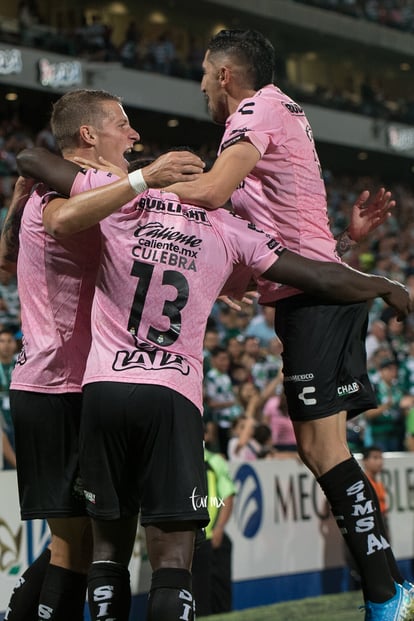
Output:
[15,147,205,237]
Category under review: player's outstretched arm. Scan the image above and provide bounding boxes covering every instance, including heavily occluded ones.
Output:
[262,250,411,320]
[335,188,395,256]
[0,176,35,272]
[164,141,260,209]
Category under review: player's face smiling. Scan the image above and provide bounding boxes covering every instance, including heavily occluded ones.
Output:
[201,51,229,125]
[94,101,140,171]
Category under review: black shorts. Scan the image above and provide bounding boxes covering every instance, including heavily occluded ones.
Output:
[274,295,377,422]
[79,382,209,526]
[10,390,86,520]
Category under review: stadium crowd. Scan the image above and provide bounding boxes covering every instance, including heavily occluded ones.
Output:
[1,116,414,469]
[295,0,414,33]
[1,2,413,125]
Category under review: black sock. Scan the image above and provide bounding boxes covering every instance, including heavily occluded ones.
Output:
[365,475,404,585]
[88,561,131,621]
[147,568,194,621]
[38,564,87,621]
[4,548,51,621]
[318,456,395,603]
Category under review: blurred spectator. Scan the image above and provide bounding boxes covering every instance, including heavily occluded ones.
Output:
[18,0,41,45]
[119,20,141,69]
[400,341,414,396]
[227,415,274,461]
[244,305,276,348]
[204,346,242,455]
[385,315,409,364]
[192,424,236,616]
[226,335,246,381]
[0,328,17,469]
[76,14,116,61]
[363,446,390,537]
[0,271,21,334]
[366,319,388,363]
[263,386,298,454]
[148,32,176,75]
[203,327,220,374]
[237,335,281,394]
[215,305,246,343]
[363,358,412,451]
[250,336,283,392]
[296,0,414,32]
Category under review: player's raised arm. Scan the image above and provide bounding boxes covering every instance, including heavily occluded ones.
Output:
[335,188,395,257]
[262,250,411,320]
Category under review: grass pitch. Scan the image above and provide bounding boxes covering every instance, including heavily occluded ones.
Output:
[199,590,365,621]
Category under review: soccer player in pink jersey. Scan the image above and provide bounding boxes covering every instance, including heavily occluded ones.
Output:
[0,90,204,621]
[16,144,411,621]
[160,29,414,621]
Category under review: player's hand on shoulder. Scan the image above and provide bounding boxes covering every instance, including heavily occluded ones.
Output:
[142,150,205,188]
[382,279,412,321]
[73,155,127,178]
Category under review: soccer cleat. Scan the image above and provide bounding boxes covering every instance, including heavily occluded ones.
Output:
[363,582,414,621]
[403,581,414,594]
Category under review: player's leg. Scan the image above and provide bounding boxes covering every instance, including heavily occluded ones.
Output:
[295,414,396,602]
[296,415,413,619]
[87,516,138,621]
[137,386,208,621]
[275,296,412,617]
[145,523,196,621]
[39,517,92,621]
[10,391,90,621]
[79,382,139,621]
[4,547,51,621]
[192,536,213,616]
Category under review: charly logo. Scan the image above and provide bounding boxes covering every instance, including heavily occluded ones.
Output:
[233,464,263,538]
[298,386,317,406]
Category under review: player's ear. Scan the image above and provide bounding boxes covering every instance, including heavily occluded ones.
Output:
[218,66,231,85]
[79,124,96,145]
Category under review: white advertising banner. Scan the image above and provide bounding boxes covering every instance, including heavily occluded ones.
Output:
[226,453,414,581]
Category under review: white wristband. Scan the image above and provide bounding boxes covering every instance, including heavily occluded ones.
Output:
[128,169,148,195]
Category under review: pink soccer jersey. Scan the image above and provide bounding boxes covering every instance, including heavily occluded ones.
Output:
[11,183,101,392]
[220,84,342,303]
[71,170,285,412]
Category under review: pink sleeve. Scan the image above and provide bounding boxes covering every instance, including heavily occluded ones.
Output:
[219,210,285,277]
[70,169,120,196]
[222,95,283,156]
